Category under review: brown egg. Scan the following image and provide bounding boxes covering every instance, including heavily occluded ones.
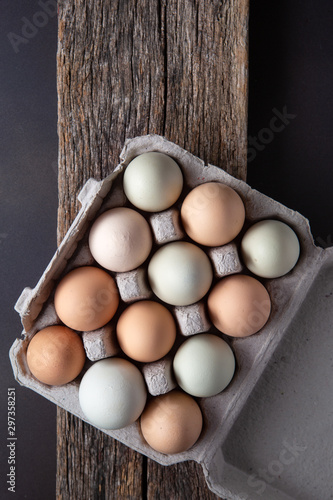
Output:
[26,325,86,385]
[140,390,203,454]
[180,182,245,246]
[116,301,176,362]
[54,266,119,331]
[207,274,271,337]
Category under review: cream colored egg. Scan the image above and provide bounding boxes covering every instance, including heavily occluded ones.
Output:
[147,241,213,306]
[241,219,300,278]
[123,152,183,211]
[173,334,235,397]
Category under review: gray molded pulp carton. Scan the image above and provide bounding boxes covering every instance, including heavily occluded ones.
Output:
[9,135,333,500]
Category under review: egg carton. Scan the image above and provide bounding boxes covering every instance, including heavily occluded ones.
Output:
[9,134,333,500]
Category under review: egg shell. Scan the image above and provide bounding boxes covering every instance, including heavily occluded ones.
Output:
[207,274,271,337]
[54,266,119,332]
[241,219,301,278]
[147,241,213,306]
[140,390,203,454]
[79,357,147,430]
[116,300,177,362]
[180,182,245,246]
[123,152,183,211]
[26,325,86,386]
[89,207,153,272]
[173,333,236,397]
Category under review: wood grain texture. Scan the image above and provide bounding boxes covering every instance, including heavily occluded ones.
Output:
[56,0,249,498]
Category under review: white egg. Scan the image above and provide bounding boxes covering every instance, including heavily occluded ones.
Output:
[79,358,147,430]
[173,334,236,397]
[241,219,300,278]
[123,152,183,211]
[88,207,152,272]
[147,241,213,306]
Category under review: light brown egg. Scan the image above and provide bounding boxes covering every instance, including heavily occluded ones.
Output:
[180,182,245,246]
[116,300,176,362]
[140,390,203,454]
[54,266,119,332]
[207,274,271,337]
[26,325,86,386]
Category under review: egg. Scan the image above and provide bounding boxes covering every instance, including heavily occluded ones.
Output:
[79,358,147,430]
[123,152,183,211]
[89,207,153,272]
[54,266,119,331]
[180,182,245,246]
[116,301,176,362]
[241,219,300,278]
[26,325,86,386]
[147,241,213,306]
[207,274,271,337]
[173,334,235,397]
[140,390,203,454]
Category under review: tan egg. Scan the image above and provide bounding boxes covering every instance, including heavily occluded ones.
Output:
[26,325,86,386]
[116,301,176,362]
[140,390,203,454]
[207,274,271,337]
[54,266,119,332]
[180,182,245,246]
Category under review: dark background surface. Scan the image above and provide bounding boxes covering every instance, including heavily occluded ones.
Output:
[0,1,332,499]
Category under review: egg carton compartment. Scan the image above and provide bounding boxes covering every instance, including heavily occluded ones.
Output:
[9,134,332,500]
[174,302,212,337]
[208,243,243,278]
[115,268,153,303]
[82,323,120,362]
[149,208,185,244]
[142,356,177,396]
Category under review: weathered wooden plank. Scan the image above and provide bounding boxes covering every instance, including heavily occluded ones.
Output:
[56,409,145,500]
[162,0,248,178]
[56,1,249,498]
